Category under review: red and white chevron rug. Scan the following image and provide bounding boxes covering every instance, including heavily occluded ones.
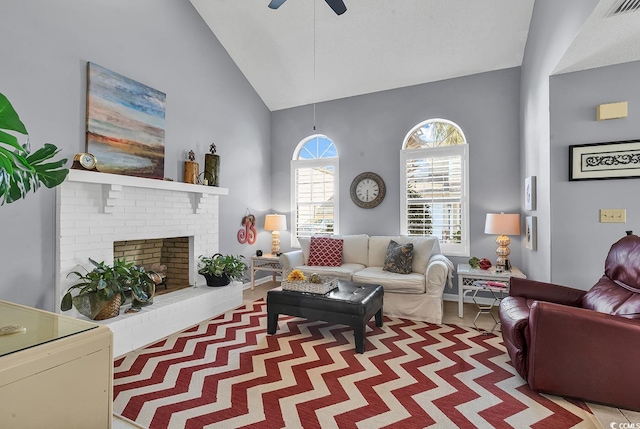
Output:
[113,300,600,429]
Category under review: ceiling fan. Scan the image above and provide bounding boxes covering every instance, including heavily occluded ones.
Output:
[268,0,347,15]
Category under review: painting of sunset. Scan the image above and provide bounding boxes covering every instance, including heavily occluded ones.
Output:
[86,62,165,179]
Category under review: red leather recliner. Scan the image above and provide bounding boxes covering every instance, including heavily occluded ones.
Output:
[499,234,640,411]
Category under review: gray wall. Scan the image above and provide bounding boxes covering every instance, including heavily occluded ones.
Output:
[518,0,598,281]
[271,68,523,295]
[550,60,640,288]
[0,0,271,310]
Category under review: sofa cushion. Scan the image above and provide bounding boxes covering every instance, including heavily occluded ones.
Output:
[333,234,369,265]
[582,276,640,319]
[383,240,413,274]
[353,267,425,294]
[293,263,365,281]
[298,237,311,265]
[308,237,343,266]
[369,236,439,273]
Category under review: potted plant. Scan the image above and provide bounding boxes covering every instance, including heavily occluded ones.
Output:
[127,264,158,308]
[198,253,246,287]
[60,258,155,320]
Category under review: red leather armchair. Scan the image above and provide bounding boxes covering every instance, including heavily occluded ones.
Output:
[499,235,640,411]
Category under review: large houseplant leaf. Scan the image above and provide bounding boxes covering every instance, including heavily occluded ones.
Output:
[0,93,28,136]
[0,93,68,205]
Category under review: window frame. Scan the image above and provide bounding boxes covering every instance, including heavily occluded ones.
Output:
[400,120,469,257]
[290,134,339,248]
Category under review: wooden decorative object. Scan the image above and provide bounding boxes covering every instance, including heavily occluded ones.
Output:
[204,143,220,186]
[184,150,198,184]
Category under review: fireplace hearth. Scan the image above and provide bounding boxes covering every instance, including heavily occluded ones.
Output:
[56,170,242,356]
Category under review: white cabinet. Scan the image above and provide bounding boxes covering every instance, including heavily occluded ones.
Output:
[0,300,113,429]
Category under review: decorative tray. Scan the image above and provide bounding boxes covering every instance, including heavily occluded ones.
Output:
[281,277,338,294]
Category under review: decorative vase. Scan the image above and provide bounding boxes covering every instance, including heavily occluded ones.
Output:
[204,153,220,186]
[72,292,122,320]
[202,273,230,287]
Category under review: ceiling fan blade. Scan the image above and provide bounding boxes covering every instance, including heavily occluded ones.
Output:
[268,0,287,10]
[324,0,347,15]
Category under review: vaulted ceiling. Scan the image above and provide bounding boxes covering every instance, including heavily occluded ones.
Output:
[190,0,640,111]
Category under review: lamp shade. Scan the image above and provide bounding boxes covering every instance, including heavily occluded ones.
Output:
[264,214,287,231]
[484,213,521,235]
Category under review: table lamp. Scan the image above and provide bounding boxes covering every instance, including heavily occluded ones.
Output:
[484,212,521,272]
[264,214,287,255]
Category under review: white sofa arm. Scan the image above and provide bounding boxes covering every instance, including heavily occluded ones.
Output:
[279,250,304,272]
[425,254,454,295]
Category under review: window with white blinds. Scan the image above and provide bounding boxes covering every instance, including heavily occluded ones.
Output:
[401,119,469,256]
[291,135,339,247]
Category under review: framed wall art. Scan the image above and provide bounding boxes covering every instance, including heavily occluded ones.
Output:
[86,62,166,179]
[525,176,536,211]
[525,216,537,251]
[569,140,640,181]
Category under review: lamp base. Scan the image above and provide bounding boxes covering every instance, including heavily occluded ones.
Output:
[271,230,281,255]
[495,234,511,272]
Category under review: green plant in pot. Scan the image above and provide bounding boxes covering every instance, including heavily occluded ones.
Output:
[127,265,158,308]
[61,258,155,320]
[198,253,246,287]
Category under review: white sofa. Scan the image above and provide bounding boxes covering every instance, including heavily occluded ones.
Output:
[279,234,452,324]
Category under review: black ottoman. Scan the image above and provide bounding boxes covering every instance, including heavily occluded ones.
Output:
[267,281,383,353]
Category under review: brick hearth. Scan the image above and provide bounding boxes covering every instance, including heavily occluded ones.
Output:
[55,169,241,356]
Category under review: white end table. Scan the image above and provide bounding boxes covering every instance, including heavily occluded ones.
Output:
[457,263,526,318]
[250,253,283,290]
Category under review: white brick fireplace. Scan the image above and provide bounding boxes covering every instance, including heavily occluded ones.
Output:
[56,169,242,357]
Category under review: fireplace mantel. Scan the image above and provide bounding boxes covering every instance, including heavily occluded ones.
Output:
[67,169,228,195]
[66,169,228,213]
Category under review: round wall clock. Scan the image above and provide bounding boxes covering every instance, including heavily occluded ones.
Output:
[350,172,386,209]
[72,152,98,170]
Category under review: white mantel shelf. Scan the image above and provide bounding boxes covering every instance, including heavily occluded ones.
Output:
[66,169,229,196]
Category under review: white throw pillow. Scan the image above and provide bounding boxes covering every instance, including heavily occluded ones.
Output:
[298,237,311,265]
[332,234,369,265]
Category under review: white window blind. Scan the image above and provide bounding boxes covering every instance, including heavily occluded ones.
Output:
[405,154,462,242]
[291,135,339,247]
[401,119,469,256]
[294,165,335,238]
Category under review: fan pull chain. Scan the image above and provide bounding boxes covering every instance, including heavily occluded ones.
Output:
[313,0,317,131]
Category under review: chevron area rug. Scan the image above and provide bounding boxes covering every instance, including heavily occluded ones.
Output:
[113,300,600,429]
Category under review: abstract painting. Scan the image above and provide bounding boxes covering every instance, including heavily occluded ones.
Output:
[86,62,165,179]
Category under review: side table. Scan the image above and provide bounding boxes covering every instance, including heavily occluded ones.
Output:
[457,263,526,318]
[470,281,510,333]
[250,253,284,290]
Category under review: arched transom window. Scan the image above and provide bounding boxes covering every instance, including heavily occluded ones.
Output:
[401,119,469,256]
[291,135,339,246]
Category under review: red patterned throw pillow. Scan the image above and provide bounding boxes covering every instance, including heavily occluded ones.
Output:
[307,237,343,267]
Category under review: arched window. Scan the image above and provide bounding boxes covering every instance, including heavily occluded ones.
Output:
[400,119,469,256]
[291,134,339,246]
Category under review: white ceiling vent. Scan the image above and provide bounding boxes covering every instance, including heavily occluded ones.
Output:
[606,0,640,17]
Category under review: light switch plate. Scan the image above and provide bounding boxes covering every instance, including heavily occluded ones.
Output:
[600,209,626,223]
